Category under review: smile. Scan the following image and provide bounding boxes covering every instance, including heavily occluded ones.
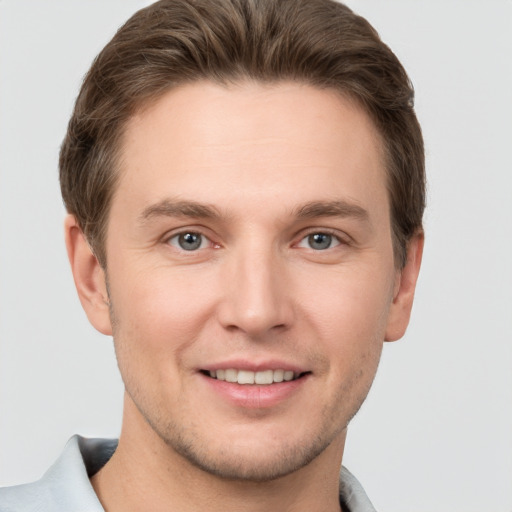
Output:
[205,369,305,385]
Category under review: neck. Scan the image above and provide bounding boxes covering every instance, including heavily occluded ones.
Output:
[91,396,346,512]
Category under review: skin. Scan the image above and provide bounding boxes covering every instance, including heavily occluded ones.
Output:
[65,81,423,512]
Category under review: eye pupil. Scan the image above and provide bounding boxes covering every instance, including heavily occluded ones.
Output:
[308,233,332,250]
[178,232,202,250]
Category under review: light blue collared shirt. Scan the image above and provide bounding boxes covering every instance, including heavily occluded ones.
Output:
[0,436,377,511]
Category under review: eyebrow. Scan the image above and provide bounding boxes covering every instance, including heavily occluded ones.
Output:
[138,199,222,223]
[138,198,369,225]
[293,200,370,222]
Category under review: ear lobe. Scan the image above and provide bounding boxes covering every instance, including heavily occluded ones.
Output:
[384,232,424,342]
[64,214,113,335]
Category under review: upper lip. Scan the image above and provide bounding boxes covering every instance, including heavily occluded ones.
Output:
[200,359,308,373]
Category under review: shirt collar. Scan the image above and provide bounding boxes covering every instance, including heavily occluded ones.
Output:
[1,435,376,512]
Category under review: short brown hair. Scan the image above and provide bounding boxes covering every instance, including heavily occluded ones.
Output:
[60,0,425,268]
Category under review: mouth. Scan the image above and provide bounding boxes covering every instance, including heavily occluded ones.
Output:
[201,369,309,385]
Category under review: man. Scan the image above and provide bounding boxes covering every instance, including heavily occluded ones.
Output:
[0,0,424,510]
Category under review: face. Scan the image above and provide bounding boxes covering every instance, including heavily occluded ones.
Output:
[87,81,411,481]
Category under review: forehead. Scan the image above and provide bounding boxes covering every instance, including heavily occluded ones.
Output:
[116,81,388,218]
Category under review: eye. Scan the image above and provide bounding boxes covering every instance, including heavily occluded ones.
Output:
[168,232,210,251]
[297,232,341,250]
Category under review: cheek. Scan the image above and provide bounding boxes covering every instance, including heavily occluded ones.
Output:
[108,269,219,407]
[299,264,394,341]
[295,262,393,389]
[108,265,219,359]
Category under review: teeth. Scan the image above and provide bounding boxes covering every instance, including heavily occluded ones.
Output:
[255,370,273,385]
[237,370,255,385]
[273,369,284,383]
[225,369,238,383]
[208,368,300,385]
[283,370,294,381]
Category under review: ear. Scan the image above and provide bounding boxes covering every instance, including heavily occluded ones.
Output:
[64,214,112,335]
[385,232,424,342]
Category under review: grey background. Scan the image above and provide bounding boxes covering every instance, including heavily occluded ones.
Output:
[1,1,511,511]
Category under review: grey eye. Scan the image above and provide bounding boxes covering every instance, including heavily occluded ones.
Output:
[297,232,341,251]
[169,232,206,251]
[307,233,333,250]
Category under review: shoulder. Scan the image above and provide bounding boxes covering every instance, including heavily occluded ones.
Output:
[0,479,54,512]
[0,436,117,512]
[339,466,378,512]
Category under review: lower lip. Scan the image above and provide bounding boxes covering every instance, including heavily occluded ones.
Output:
[201,373,308,409]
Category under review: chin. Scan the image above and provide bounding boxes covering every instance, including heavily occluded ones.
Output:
[165,433,335,482]
[143,409,346,483]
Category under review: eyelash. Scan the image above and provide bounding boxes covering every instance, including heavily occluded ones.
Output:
[295,229,348,251]
[164,228,349,252]
[166,231,217,252]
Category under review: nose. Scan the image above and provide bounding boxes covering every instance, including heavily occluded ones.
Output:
[217,244,294,338]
